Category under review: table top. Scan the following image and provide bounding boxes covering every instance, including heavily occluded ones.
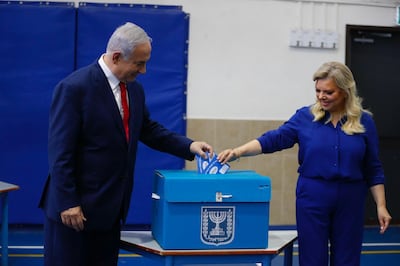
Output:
[0,181,19,193]
[120,230,298,256]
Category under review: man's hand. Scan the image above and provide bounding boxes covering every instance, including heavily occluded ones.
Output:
[60,206,87,232]
[190,141,214,159]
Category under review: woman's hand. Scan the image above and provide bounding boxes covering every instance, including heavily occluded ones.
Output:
[218,148,240,164]
[377,206,392,234]
[218,140,262,164]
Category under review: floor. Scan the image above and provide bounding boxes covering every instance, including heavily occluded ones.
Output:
[3,225,400,265]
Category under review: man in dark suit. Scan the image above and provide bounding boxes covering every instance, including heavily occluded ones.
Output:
[39,22,213,266]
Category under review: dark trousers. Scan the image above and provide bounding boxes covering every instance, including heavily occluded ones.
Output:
[44,216,121,266]
[296,177,367,266]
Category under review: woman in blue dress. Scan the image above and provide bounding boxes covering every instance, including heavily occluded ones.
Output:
[218,61,392,266]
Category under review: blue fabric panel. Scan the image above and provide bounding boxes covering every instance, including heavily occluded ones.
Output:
[77,4,189,225]
[0,2,76,224]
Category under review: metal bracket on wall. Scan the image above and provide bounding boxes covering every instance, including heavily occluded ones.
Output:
[289,28,338,49]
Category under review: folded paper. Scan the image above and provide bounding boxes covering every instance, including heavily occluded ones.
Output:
[196,152,230,174]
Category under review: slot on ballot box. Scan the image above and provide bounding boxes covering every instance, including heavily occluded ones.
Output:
[151,170,271,249]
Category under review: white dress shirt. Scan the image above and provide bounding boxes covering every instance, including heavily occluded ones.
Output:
[98,55,128,117]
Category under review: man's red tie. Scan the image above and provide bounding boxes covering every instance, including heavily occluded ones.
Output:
[119,82,129,142]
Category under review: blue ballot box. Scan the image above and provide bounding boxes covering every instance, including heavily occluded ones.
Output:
[151,170,271,249]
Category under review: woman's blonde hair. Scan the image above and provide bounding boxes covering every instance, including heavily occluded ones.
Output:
[310,61,370,135]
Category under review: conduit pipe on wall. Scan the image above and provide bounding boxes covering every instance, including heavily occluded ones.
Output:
[275,0,399,8]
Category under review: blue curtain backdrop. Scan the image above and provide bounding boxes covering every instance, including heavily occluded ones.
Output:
[0,1,76,224]
[0,2,189,225]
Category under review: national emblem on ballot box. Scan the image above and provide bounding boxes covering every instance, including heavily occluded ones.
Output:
[201,206,235,246]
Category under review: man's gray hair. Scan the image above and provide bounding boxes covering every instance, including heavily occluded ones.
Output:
[106,22,152,60]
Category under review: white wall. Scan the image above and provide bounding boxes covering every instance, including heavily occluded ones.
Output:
[54,0,400,119]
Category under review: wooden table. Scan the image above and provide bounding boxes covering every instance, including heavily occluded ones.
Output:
[0,181,19,266]
[120,230,298,266]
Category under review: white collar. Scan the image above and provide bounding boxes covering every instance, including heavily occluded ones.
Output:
[98,54,120,91]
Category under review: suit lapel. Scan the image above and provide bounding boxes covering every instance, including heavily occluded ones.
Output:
[127,82,145,146]
[92,63,127,143]
[127,84,137,144]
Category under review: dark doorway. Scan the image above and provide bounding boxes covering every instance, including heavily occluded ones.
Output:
[346,25,400,225]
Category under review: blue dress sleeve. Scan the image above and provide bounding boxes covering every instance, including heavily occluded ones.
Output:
[257,107,309,153]
[361,113,385,186]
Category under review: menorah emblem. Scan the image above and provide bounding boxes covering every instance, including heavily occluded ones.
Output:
[200,206,235,246]
[209,211,226,236]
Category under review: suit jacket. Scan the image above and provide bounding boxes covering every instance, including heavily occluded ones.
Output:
[39,62,194,230]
